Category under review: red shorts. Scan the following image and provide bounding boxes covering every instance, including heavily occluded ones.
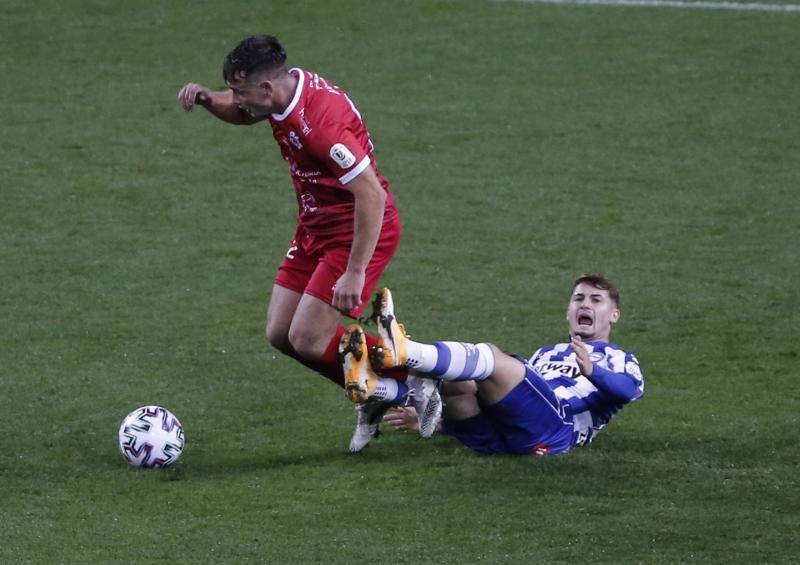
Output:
[274,215,401,318]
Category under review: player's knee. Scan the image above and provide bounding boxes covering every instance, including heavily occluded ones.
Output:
[442,381,477,397]
[486,343,504,359]
[443,390,481,420]
[265,323,291,353]
[287,325,325,361]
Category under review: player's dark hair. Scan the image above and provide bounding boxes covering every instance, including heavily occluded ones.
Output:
[223,35,287,83]
[573,273,620,307]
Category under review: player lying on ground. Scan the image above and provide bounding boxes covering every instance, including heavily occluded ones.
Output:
[340,273,644,455]
[178,35,405,398]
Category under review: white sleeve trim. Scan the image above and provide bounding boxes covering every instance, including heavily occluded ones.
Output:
[339,155,371,184]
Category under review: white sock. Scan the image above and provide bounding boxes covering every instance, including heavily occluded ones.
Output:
[405,340,436,371]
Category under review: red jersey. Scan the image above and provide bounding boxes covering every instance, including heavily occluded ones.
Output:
[267,68,398,246]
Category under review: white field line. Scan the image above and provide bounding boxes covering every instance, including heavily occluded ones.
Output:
[497,0,800,12]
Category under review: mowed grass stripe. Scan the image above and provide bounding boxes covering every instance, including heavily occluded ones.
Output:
[499,0,800,11]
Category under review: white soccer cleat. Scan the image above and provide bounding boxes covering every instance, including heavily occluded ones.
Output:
[371,288,411,369]
[348,400,391,453]
[339,324,378,403]
[406,373,442,439]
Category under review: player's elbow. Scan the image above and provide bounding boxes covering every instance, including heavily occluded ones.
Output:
[357,184,386,217]
[369,183,386,206]
[610,381,643,404]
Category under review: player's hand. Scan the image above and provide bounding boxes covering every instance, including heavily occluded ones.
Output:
[332,269,365,313]
[571,335,594,377]
[177,83,212,111]
[383,406,418,431]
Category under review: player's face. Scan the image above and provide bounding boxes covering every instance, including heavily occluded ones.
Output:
[566,282,620,342]
[227,76,274,118]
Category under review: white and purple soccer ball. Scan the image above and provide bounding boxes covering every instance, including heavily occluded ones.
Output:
[118,406,185,468]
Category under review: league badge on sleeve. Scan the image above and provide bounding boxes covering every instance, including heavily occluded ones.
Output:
[330,143,356,169]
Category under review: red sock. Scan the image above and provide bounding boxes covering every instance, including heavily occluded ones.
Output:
[283,350,345,388]
[283,326,409,389]
[380,365,409,383]
[319,325,347,366]
[319,326,408,383]
[298,325,347,388]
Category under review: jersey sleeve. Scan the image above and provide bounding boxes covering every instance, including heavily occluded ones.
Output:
[304,104,371,184]
[586,351,644,403]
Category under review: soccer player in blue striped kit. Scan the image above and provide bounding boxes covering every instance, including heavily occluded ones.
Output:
[342,273,644,455]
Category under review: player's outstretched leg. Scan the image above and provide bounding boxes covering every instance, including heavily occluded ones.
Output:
[371,287,412,369]
[349,400,391,453]
[339,324,378,403]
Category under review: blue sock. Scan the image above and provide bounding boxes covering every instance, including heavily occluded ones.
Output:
[370,377,409,406]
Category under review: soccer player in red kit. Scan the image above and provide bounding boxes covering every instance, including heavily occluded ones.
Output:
[177,35,403,402]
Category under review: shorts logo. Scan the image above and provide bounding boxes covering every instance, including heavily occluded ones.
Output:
[329,143,356,169]
[531,443,550,457]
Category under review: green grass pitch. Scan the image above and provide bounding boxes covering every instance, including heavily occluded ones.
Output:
[1,0,798,562]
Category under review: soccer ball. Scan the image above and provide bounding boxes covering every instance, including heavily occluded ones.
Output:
[118,405,185,468]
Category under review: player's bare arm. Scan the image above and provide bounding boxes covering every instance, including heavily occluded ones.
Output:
[177,83,263,125]
[332,167,386,312]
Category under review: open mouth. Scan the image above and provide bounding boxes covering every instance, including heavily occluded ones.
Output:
[578,314,593,326]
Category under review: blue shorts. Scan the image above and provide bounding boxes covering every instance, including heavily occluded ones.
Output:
[441,365,575,456]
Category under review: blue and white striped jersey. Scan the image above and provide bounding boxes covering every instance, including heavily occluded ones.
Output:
[527,340,644,446]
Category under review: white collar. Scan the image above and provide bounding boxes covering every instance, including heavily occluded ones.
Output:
[271,67,304,122]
